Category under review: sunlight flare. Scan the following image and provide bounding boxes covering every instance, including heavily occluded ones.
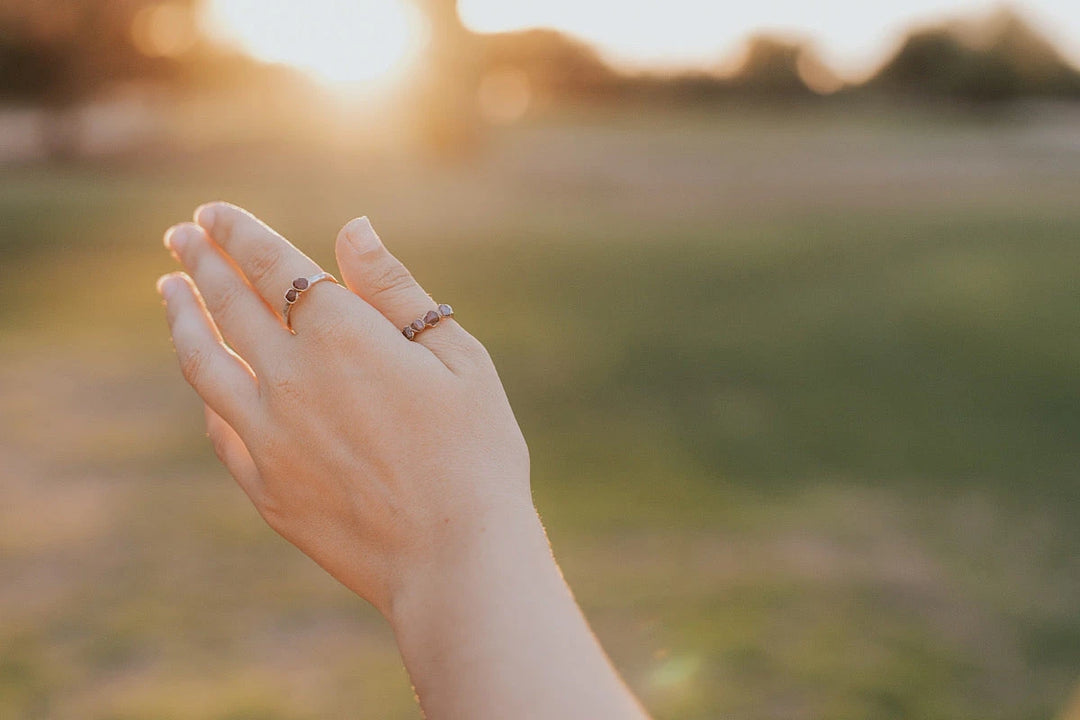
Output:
[205,0,423,90]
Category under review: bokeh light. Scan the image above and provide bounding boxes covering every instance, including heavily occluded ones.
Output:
[131,2,199,58]
[477,67,532,124]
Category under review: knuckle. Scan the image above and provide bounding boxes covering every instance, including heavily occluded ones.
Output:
[178,346,209,385]
[308,308,349,343]
[306,305,352,342]
[461,333,494,366]
[249,423,285,461]
[246,246,284,286]
[268,371,305,406]
[210,277,245,319]
[366,257,415,300]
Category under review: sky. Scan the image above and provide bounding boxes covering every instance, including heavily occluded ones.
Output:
[457,0,1080,76]
[207,0,1080,89]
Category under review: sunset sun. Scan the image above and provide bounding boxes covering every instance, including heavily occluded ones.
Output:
[206,0,423,90]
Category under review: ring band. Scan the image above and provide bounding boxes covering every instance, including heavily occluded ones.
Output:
[283,271,338,332]
[403,304,454,340]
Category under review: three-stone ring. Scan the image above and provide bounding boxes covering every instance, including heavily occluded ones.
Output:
[283,271,338,332]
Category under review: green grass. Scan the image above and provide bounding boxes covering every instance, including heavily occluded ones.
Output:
[0,105,1078,719]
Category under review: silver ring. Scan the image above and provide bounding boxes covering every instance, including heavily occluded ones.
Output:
[283,271,338,332]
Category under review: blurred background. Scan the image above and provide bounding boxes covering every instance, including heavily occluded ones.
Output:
[1,1,1079,718]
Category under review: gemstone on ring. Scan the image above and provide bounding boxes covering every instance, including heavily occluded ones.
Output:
[282,271,338,333]
[403,302,455,341]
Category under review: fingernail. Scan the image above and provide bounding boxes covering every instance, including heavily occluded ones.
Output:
[164,225,190,253]
[156,274,182,300]
[346,216,380,253]
[193,202,216,229]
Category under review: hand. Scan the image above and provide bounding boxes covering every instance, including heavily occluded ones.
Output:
[158,203,649,719]
[158,203,533,615]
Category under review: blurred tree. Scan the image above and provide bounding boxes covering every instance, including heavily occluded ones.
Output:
[407,4,619,151]
[0,0,201,157]
[478,29,616,105]
[871,8,1080,103]
[983,10,1080,97]
[873,28,975,99]
[729,36,815,98]
[407,0,482,157]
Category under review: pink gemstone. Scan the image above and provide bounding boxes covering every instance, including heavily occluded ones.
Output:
[285,288,299,303]
[292,277,309,290]
[423,310,440,326]
[403,326,416,340]
[438,303,453,317]
[411,319,426,332]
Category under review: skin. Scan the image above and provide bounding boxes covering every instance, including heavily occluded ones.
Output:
[158,203,650,720]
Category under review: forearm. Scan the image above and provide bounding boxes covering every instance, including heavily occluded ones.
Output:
[159,206,648,720]
[388,502,649,720]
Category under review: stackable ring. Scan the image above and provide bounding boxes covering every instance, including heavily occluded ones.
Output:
[403,304,454,340]
[283,271,338,332]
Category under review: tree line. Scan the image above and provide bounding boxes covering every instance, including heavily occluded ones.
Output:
[2,2,1078,158]
[2,2,1078,109]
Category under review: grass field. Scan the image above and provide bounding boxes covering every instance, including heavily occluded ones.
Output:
[1,104,1079,719]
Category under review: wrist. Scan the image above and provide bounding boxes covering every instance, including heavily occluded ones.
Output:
[381,494,650,720]
[386,495,554,633]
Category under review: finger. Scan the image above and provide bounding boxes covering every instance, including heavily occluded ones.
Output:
[164,222,284,364]
[194,202,350,327]
[204,403,265,503]
[158,272,259,429]
[335,217,476,366]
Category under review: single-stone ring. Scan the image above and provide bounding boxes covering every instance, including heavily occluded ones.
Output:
[403,304,454,340]
[283,271,338,332]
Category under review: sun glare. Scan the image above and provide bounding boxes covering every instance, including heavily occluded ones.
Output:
[206,0,421,91]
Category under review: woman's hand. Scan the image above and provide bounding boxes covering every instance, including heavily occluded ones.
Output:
[159,202,649,720]
[159,203,532,614]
